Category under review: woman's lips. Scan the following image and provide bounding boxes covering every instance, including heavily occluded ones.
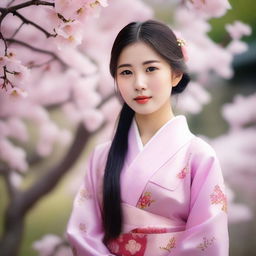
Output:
[134,96,152,104]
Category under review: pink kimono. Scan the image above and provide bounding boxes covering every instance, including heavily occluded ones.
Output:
[66,115,229,256]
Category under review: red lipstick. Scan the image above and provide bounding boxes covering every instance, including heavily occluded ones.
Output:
[134,96,152,104]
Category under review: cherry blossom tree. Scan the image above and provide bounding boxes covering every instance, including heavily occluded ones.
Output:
[0,0,254,256]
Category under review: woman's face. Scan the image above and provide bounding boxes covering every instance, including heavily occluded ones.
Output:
[116,42,181,116]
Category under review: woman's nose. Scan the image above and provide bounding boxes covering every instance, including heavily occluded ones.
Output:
[134,74,147,91]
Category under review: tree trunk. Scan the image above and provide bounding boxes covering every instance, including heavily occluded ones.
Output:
[0,208,24,256]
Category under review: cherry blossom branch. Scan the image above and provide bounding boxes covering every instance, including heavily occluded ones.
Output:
[27,57,56,68]
[0,0,55,24]
[0,1,58,92]
[12,11,57,38]
[1,66,15,90]
[5,38,68,69]
[9,21,25,39]
[0,31,8,55]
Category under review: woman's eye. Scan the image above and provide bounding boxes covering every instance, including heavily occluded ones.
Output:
[120,70,132,75]
[146,66,158,72]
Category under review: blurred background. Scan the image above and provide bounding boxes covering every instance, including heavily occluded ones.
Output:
[0,0,255,255]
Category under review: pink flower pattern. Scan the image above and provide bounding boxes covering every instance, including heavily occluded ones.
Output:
[197,236,216,251]
[210,185,228,213]
[177,154,191,179]
[77,188,92,205]
[79,223,86,233]
[107,233,147,256]
[177,167,189,179]
[137,192,155,209]
[159,236,176,252]
[125,239,141,255]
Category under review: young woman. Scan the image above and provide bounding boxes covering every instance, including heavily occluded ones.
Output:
[66,20,229,256]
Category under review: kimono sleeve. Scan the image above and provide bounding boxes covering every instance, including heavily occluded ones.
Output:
[173,140,229,256]
[66,149,113,256]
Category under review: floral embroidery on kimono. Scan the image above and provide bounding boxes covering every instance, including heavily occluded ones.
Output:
[77,188,92,205]
[197,236,216,251]
[80,188,92,199]
[177,167,189,179]
[137,191,155,209]
[177,154,191,179]
[79,223,87,233]
[107,233,147,256]
[159,237,176,252]
[210,185,228,213]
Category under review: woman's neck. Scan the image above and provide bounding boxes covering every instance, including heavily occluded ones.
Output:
[135,104,174,145]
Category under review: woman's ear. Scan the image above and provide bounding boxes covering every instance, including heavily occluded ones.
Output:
[172,72,183,87]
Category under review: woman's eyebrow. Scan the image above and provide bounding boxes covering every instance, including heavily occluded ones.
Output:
[143,60,160,65]
[117,60,160,69]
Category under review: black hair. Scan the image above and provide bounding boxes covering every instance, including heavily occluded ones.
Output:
[103,19,190,243]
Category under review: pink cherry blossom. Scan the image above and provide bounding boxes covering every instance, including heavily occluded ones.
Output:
[0,0,9,8]
[55,0,109,22]
[54,0,86,20]
[33,234,62,256]
[0,121,8,137]
[82,108,104,131]
[0,138,28,171]
[176,81,211,114]
[6,118,28,142]
[225,21,252,40]
[226,186,252,223]
[62,103,82,125]
[0,50,30,92]
[7,87,28,98]
[226,40,248,55]
[210,45,233,79]
[73,76,101,109]
[212,128,256,177]
[54,20,83,49]
[35,117,71,157]
[57,129,72,146]
[228,202,253,223]
[24,105,50,124]
[55,246,73,256]
[29,71,72,106]
[187,0,231,18]
[222,93,256,128]
[59,48,97,75]
[9,172,23,189]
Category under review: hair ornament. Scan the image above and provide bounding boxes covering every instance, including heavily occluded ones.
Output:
[177,38,189,62]
[177,38,186,47]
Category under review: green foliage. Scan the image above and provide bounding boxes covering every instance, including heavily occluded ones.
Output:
[209,0,256,43]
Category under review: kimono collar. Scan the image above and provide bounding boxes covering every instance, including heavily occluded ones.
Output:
[126,115,193,166]
[122,115,195,206]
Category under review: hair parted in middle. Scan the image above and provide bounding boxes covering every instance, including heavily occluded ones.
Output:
[103,19,190,244]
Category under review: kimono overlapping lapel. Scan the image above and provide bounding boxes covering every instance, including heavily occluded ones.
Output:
[121,115,194,207]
